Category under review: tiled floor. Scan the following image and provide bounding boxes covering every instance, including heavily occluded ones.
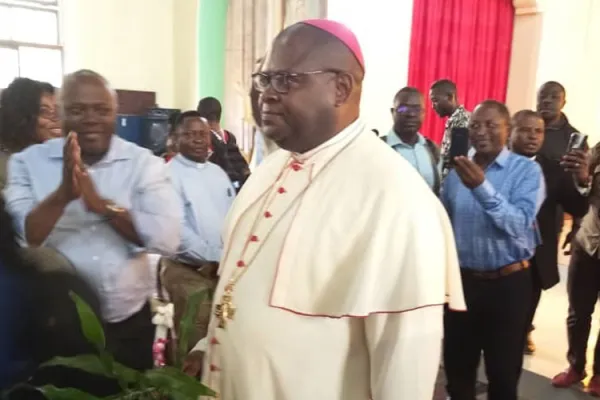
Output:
[524,221,598,392]
[521,243,599,398]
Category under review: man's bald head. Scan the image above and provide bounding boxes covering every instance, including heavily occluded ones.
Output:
[258,21,364,153]
[60,70,116,110]
[60,69,117,163]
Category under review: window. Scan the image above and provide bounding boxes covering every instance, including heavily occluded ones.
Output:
[0,0,62,88]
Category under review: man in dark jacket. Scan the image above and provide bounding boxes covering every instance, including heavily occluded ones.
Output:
[509,109,589,354]
[536,81,583,256]
[537,81,579,162]
[197,97,250,192]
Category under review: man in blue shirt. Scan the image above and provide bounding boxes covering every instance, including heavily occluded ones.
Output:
[3,70,180,377]
[382,87,440,194]
[441,100,546,400]
[162,111,235,351]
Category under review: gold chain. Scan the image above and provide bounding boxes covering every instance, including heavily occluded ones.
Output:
[214,163,294,328]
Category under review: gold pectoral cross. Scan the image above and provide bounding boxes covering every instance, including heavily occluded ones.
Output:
[215,284,236,329]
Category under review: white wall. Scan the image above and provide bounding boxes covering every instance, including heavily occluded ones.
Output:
[61,0,178,108]
[535,0,600,144]
[172,0,199,111]
[505,12,543,115]
[327,0,414,134]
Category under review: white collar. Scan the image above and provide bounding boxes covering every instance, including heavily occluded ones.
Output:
[292,118,364,164]
[174,154,209,169]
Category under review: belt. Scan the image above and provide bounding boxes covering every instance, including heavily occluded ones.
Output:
[156,258,219,302]
[167,258,218,277]
[462,260,529,280]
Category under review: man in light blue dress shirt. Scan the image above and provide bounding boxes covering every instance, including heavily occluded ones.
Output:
[382,87,441,194]
[162,111,235,352]
[3,70,180,376]
[441,100,545,400]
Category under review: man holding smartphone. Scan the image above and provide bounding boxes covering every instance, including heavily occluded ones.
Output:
[442,100,545,400]
[537,81,579,162]
[509,110,589,358]
[536,81,582,257]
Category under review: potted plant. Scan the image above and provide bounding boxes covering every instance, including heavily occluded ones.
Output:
[21,291,215,399]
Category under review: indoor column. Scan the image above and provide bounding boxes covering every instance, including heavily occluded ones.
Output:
[197,0,228,101]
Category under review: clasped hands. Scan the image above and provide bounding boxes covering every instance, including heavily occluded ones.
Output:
[57,132,107,215]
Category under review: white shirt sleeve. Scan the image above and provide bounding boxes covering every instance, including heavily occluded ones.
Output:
[574,176,591,196]
[365,306,443,400]
[191,336,208,353]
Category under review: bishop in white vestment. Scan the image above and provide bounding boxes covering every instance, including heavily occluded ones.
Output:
[188,19,465,400]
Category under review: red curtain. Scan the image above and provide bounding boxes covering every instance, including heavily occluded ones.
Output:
[407,0,515,144]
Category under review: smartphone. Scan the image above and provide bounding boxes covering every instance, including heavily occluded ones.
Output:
[567,132,588,152]
[449,127,470,162]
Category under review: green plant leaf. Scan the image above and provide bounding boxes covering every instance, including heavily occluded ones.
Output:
[106,388,164,399]
[41,354,112,378]
[37,385,103,400]
[176,288,212,368]
[143,366,217,398]
[111,359,145,388]
[69,291,106,350]
[40,355,141,385]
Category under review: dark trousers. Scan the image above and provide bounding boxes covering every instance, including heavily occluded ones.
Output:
[527,265,543,333]
[566,243,600,375]
[36,303,156,398]
[105,302,155,371]
[444,269,532,400]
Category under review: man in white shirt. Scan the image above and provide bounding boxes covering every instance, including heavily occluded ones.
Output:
[162,111,235,351]
[184,19,464,400]
[4,70,180,377]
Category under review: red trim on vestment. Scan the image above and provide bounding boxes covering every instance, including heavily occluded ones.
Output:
[268,302,446,319]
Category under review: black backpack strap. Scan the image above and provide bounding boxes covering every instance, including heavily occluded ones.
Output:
[425,138,441,165]
[424,138,442,196]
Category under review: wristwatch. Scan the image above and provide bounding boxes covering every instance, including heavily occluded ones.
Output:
[104,201,126,218]
[578,176,592,188]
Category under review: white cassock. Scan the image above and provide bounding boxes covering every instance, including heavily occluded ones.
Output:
[195,118,465,400]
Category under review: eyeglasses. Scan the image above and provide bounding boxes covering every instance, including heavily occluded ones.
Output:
[394,105,422,114]
[252,70,341,94]
[39,107,58,120]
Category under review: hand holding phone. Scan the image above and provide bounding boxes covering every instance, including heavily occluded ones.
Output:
[562,132,590,186]
[449,127,470,163]
[567,132,588,152]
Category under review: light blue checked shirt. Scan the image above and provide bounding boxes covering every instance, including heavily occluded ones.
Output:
[441,147,546,270]
[167,155,234,264]
[3,136,181,322]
